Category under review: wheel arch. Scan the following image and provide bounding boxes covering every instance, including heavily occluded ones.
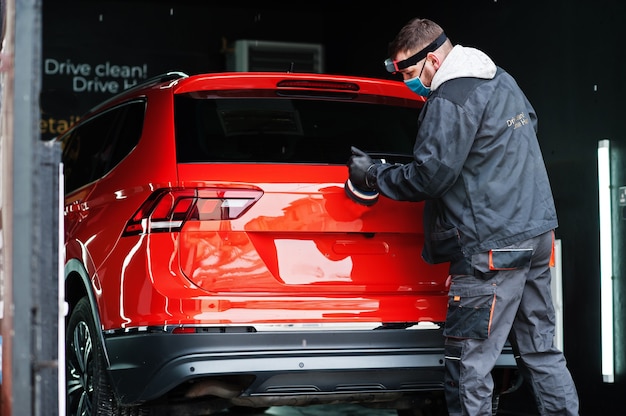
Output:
[64,257,111,366]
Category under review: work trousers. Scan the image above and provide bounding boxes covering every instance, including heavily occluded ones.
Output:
[443,231,579,415]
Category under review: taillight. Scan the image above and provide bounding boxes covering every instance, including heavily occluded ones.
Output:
[276,79,360,91]
[123,188,263,236]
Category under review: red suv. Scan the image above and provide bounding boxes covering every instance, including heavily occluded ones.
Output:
[61,72,517,416]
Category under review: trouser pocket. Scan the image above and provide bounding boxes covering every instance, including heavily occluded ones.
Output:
[443,282,495,339]
[488,248,533,270]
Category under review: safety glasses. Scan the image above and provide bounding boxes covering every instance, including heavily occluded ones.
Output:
[384,32,447,73]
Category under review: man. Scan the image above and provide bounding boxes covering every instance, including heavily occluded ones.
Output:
[347,17,579,415]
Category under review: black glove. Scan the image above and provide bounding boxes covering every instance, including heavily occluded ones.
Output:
[345,146,380,206]
[347,146,376,190]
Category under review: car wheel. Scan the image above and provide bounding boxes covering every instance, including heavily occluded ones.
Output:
[66,297,148,416]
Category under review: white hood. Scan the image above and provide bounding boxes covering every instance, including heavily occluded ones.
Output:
[430,45,497,91]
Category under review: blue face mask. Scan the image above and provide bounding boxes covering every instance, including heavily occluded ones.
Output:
[405,75,430,97]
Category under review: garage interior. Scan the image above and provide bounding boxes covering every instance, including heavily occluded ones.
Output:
[1,0,625,415]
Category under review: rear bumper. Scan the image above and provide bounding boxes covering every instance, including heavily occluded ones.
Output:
[104,326,517,406]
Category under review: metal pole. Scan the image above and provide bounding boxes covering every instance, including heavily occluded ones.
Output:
[1,0,59,414]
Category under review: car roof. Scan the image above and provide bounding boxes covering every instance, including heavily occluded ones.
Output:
[174,72,423,101]
[79,71,423,121]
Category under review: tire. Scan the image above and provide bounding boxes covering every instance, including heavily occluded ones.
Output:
[66,297,148,416]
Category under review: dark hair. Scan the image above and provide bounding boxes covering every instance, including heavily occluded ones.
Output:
[388,18,445,58]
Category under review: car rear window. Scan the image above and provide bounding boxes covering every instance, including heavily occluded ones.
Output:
[174,95,420,164]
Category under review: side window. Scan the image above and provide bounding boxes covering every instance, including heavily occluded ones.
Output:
[60,100,145,194]
[105,100,145,172]
[61,110,116,193]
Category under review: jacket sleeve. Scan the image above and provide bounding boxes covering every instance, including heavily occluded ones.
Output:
[373,94,480,201]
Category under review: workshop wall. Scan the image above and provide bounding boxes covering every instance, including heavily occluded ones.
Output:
[42,1,626,414]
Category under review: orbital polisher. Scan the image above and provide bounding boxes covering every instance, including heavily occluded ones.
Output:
[345,147,383,206]
[344,178,380,206]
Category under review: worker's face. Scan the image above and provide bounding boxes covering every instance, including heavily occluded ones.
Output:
[396,50,430,84]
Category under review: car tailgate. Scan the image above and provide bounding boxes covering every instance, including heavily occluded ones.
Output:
[177,163,449,297]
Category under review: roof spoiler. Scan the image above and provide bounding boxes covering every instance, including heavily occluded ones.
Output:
[87,71,190,114]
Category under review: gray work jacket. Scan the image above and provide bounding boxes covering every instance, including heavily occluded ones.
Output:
[371,45,558,263]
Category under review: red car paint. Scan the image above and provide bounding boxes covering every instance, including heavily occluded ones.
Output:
[60,72,512,415]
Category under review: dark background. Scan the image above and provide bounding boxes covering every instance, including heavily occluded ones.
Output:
[41,1,626,414]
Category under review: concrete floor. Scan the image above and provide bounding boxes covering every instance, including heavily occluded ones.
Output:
[216,404,398,415]
[211,384,542,415]
[215,402,539,416]
[255,404,395,415]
